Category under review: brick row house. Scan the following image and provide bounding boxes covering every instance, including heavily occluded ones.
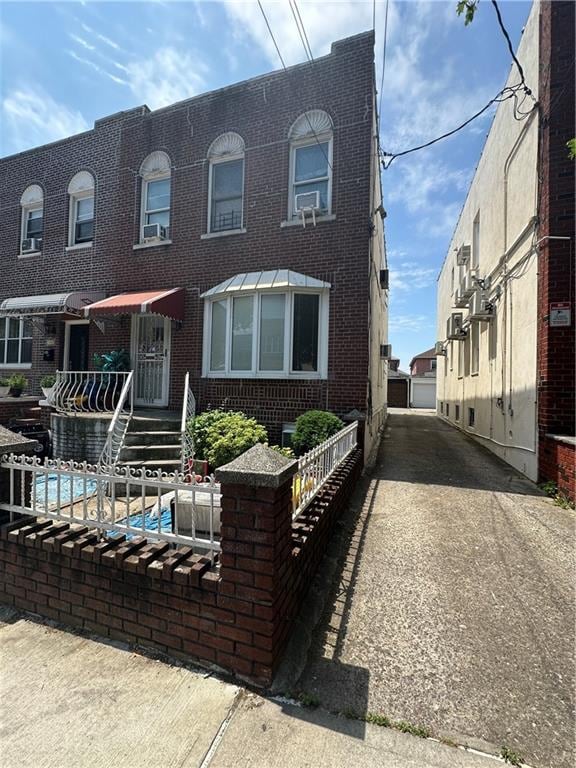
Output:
[437,0,575,501]
[0,32,388,464]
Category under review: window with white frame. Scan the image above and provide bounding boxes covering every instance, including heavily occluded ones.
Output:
[471,321,480,375]
[203,285,329,379]
[20,184,44,253]
[288,110,333,218]
[68,171,95,246]
[139,151,171,240]
[207,133,245,233]
[472,211,480,270]
[0,317,33,366]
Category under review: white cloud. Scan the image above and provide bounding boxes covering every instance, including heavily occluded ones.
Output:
[2,88,89,156]
[81,22,121,51]
[389,314,431,333]
[123,48,207,109]
[67,51,128,86]
[69,33,95,52]
[389,264,437,292]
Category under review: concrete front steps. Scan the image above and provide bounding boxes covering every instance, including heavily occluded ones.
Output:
[118,410,182,476]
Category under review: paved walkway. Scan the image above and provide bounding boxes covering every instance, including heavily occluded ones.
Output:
[0,607,498,768]
[295,410,575,768]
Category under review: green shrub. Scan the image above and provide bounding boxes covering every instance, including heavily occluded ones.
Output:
[0,377,10,386]
[93,349,130,372]
[292,410,344,455]
[8,373,27,392]
[188,409,268,468]
[40,374,56,388]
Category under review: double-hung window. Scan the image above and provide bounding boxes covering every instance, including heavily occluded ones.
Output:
[203,272,329,379]
[288,110,333,219]
[207,133,245,234]
[20,184,44,254]
[68,171,95,247]
[139,151,172,241]
[0,318,33,367]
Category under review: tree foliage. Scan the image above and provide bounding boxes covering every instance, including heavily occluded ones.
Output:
[456,0,479,25]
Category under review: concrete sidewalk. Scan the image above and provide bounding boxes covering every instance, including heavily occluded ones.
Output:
[0,609,501,768]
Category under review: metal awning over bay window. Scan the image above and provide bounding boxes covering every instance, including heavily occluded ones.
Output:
[84,288,185,322]
[0,291,105,317]
[201,270,330,380]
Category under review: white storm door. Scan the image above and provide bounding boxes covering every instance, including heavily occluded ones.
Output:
[132,315,171,407]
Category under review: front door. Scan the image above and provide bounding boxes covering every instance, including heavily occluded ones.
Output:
[65,322,90,370]
[132,315,171,407]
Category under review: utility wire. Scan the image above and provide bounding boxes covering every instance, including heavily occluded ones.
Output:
[378,0,390,132]
[381,88,518,168]
[257,0,286,69]
[292,0,314,62]
[259,0,333,171]
[491,0,529,93]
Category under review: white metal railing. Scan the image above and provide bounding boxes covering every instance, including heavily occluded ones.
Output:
[99,371,134,467]
[180,371,196,474]
[0,453,221,559]
[47,371,132,414]
[292,421,358,520]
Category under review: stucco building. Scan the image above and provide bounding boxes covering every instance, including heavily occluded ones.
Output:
[0,31,388,464]
[436,0,575,500]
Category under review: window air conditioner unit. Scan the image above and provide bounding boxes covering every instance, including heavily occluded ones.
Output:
[295,191,320,214]
[435,341,446,356]
[142,223,167,242]
[446,312,467,340]
[21,238,41,252]
[454,288,469,308]
[380,343,392,359]
[456,244,471,266]
[460,272,477,299]
[379,269,389,289]
[469,290,494,321]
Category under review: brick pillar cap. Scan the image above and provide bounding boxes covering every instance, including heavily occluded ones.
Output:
[0,426,40,455]
[215,443,298,488]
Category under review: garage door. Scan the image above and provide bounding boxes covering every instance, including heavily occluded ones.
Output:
[411,381,436,408]
[388,379,408,407]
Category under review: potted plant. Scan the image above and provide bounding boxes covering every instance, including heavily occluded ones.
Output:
[40,374,56,399]
[8,373,28,398]
[92,349,131,409]
[0,377,10,398]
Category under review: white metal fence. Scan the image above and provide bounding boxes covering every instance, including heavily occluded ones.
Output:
[0,454,221,560]
[292,421,358,520]
[99,371,134,467]
[180,372,196,474]
[47,371,132,414]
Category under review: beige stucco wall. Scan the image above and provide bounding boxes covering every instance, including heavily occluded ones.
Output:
[436,1,540,480]
[365,100,388,465]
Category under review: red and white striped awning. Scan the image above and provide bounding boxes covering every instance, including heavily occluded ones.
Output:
[84,288,185,321]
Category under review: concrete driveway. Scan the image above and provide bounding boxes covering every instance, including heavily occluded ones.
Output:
[295,410,575,768]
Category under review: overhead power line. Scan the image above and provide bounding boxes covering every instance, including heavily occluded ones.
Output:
[491,0,529,93]
[378,0,390,131]
[291,0,314,62]
[257,0,286,69]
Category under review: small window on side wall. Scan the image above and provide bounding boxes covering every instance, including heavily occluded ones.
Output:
[68,171,95,246]
[288,110,333,219]
[20,184,44,254]
[207,133,245,234]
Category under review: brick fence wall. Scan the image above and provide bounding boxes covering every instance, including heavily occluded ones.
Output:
[0,442,362,686]
[539,436,575,503]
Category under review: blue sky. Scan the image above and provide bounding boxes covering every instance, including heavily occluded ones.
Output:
[0,0,531,370]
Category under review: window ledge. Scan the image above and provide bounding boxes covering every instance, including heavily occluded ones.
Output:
[0,364,33,370]
[203,372,326,381]
[65,242,93,252]
[201,228,247,240]
[280,214,336,229]
[17,251,41,259]
[133,240,173,251]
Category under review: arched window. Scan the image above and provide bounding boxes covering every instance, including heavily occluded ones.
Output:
[67,171,95,247]
[139,151,171,242]
[20,184,44,254]
[207,132,245,234]
[288,110,333,219]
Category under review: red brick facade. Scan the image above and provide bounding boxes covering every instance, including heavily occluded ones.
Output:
[0,447,362,685]
[537,1,575,501]
[0,33,381,445]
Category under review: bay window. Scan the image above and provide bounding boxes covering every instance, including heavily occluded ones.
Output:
[203,279,329,379]
[0,317,33,367]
